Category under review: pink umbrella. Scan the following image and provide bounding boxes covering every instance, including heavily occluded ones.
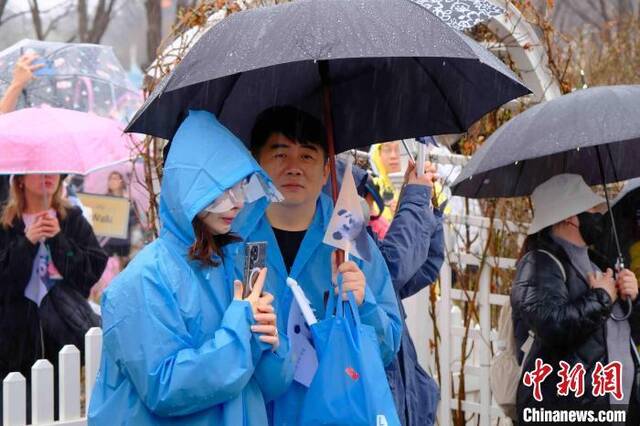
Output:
[0,106,136,175]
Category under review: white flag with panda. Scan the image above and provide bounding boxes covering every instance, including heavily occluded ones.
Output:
[323,158,371,262]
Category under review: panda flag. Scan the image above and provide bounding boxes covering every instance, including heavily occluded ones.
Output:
[323,158,372,262]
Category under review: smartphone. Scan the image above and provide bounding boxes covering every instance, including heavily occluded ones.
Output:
[33,58,56,77]
[243,241,267,298]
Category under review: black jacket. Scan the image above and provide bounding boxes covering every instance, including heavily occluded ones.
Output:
[511,238,640,418]
[0,207,107,380]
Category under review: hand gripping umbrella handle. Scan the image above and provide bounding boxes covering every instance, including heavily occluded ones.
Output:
[611,257,633,321]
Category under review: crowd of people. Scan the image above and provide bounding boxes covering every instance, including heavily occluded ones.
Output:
[1,45,639,426]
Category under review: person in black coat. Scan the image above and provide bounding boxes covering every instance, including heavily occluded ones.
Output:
[511,174,640,425]
[0,174,107,417]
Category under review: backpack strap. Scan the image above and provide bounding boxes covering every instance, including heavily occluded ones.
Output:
[536,249,567,282]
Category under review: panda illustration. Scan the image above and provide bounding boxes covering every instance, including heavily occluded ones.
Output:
[332,209,363,241]
[330,209,371,260]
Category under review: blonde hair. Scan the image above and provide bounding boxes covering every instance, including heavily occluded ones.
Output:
[1,175,70,228]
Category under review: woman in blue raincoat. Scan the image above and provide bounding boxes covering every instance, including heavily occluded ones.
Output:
[88,110,292,425]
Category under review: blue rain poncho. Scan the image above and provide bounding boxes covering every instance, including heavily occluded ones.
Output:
[231,193,403,426]
[88,110,293,426]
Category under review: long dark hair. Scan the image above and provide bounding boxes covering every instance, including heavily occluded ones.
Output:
[518,227,558,261]
[188,217,241,267]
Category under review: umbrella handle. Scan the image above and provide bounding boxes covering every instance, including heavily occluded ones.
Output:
[610,298,633,321]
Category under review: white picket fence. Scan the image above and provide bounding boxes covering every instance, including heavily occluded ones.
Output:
[404,213,525,426]
[2,328,102,426]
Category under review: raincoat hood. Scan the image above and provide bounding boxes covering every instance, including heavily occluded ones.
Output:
[159,110,277,245]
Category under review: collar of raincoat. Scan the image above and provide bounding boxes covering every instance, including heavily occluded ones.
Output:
[159,109,272,247]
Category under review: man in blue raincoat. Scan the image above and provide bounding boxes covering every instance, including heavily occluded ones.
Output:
[231,106,403,425]
[89,110,293,425]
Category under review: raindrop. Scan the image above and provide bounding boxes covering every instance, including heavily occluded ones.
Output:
[515,161,519,165]
[483,178,490,185]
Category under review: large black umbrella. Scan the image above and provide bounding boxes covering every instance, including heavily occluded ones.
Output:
[452,85,640,198]
[128,0,528,194]
[452,85,640,319]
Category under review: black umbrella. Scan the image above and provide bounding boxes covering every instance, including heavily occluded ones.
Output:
[127,0,529,200]
[452,85,640,319]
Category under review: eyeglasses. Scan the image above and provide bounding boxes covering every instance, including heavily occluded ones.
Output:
[203,179,248,214]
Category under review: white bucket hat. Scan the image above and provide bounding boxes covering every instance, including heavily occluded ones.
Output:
[528,174,606,235]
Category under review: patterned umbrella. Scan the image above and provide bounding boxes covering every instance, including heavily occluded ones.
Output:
[412,0,504,31]
[0,39,142,122]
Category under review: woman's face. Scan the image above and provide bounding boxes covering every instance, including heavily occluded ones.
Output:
[22,174,60,199]
[108,173,124,192]
[197,201,244,235]
[379,141,401,173]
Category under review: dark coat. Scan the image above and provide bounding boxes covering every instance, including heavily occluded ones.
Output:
[373,184,444,426]
[0,206,107,380]
[511,236,640,419]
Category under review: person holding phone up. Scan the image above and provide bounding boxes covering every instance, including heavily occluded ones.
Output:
[0,53,44,115]
[89,110,292,426]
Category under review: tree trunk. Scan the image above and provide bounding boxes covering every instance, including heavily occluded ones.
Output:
[28,0,44,40]
[87,0,117,44]
[145,0,163,69]
[0,0,8,24]
[78,0,88,41]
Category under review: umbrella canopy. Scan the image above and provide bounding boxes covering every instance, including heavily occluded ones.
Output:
[0,107,136,175]
[0,39,142,122]
[452,85,640,198]
[127,0,529,150]
[149,0,502,77]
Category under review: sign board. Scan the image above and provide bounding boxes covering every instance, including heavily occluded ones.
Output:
[77,193,130,239]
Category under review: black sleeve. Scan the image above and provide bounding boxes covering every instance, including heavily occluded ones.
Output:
[511,251,613,349]
[46,208,108,298]
[0,227,39,299]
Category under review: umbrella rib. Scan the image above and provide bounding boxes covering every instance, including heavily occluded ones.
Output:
[410,57,465,131]
[216,73,244,118]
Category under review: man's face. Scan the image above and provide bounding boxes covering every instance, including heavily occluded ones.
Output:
[257,133,329,208]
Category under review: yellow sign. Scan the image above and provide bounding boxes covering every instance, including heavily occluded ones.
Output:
[77,193,130,239]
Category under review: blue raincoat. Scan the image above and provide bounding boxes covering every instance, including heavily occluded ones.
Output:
[231,193,403,426]
[88,110,293,426]
[375,184,444,426]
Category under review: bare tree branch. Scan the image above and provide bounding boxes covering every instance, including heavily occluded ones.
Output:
[78,0,88,41]
[564,1,602,28]
[87,0,118,43]
[0,9,32,26]
[28,0,44,40]
[0,0,8,24]
[42,1,75,39]
[145,0,162,68]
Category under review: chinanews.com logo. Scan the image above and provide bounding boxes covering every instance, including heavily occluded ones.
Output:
[522,408,626,423]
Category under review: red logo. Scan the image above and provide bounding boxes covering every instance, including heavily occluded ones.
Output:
[557,361,586,397]
[522,358,553,402]
[592,361,623,400]
[345,367,360,381]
